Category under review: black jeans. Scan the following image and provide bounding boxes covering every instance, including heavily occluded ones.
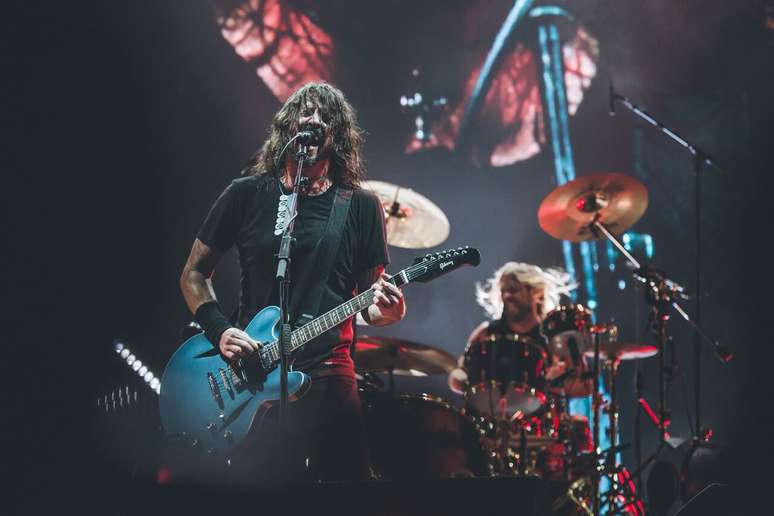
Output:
[232,373,370,487]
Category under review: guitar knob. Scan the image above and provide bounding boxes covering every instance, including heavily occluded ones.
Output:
[224,430,233,442]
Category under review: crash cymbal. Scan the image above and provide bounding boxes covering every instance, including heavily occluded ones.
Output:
[583,342,658,361]
[537,172,648,242]
[362,180,450,249]
[353,335,457,376]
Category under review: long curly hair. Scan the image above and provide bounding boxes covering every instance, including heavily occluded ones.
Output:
[247,82,365,188]
[475,262,577,320]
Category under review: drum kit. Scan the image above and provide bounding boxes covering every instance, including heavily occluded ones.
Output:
[355,174,687,514]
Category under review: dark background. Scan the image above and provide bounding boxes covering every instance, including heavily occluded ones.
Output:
[6,0,773,512]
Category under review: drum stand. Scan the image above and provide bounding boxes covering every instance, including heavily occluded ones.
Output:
[584,215,729,514]
[588,327,645,515]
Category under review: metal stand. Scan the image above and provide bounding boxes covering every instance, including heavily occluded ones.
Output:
[610,89,732,442]
[590,219,731,364]
[275,144,309,429]
[591,331,602,516]
[586,216,730,511]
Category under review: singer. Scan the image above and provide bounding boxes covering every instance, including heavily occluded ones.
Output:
[179,82,406,485]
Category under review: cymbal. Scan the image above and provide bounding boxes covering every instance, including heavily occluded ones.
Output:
[353,335,457,376]
[537,172,648,242]
[362,180,450,249]
[583,342,658,361]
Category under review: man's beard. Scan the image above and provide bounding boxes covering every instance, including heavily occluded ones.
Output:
[504,302,531,323]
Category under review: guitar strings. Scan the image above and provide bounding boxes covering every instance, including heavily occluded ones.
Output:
[210,251,472,393]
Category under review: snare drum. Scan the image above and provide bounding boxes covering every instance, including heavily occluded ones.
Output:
[463,334,547,418]
[362,393,489,479]
[542,304,592,360]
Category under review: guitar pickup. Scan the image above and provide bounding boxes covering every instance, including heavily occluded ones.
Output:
[207,372,224,409]
[219,368,235,399]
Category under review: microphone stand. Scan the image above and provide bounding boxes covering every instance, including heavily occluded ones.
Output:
[275,142,308,435]
[609,87,730,443]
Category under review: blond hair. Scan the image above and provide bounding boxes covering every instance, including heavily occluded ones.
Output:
[475,262,576,320]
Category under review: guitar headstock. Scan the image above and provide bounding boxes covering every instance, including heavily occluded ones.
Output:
[410,246,481,283]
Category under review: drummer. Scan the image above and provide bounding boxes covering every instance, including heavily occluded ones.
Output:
[449,261,593,398]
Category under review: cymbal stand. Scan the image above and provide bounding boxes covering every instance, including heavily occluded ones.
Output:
[591,329,602,516]
[589,217,731,365]
[588,216,730,499]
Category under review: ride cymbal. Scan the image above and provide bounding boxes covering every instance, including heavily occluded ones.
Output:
[353,335,457,376]
[362,180,450,249]
[537,172,648,242]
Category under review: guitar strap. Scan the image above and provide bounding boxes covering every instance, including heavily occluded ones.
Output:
[288,186,353,332]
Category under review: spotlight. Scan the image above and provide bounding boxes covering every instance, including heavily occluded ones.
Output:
[110,339,161,396]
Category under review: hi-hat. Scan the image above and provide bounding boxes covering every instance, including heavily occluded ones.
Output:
[353,335,457,376]
[362,180,450,249]
[537,172,648,242]
[583,342,658,361]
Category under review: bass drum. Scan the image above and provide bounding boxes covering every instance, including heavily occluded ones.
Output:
[362,393,489,479]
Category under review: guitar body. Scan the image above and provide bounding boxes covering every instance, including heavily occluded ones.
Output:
[159,306,310,457]
[159,247,480,459]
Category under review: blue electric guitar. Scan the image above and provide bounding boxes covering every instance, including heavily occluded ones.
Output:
[159,246,480,456]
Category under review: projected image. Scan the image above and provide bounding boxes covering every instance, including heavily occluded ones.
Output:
[213,0,597,167]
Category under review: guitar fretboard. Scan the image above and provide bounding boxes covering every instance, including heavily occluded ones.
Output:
[259,256,443,367]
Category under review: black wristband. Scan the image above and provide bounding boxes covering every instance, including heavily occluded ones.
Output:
[194,301,233,347]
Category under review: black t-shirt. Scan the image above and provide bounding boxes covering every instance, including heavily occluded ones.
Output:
[197,174,389,376]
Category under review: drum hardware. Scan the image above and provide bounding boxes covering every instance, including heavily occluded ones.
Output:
[538,172,731,514]
[353,335,457,394]
[362,393,489,480]
[353,335,458,400]
[542,304,594,360]
[361,180,450,248]
[462,333,548,420]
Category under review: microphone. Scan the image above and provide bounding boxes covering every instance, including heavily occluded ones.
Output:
[608,80,616,116]
[296,126,324,146]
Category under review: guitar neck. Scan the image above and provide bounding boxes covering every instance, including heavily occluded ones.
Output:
[260,259,437,367]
